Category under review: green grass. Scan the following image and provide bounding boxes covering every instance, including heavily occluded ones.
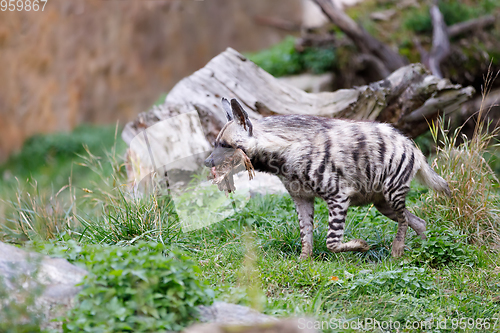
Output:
[0,124,126,191]
[180,193,500,331]
[1,118,500,332]
[419,68,500,246]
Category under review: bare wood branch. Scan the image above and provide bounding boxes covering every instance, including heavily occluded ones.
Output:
[413,36,428,65]
[312,0,407,73]
[448,14,496,38]
[356,53,391,78]
[459,87,500,118]
[428,4,450,79]
[414,12,495,77]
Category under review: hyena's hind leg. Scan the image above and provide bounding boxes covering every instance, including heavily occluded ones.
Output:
[325,194,370,253]
[375,201,427,240]
[292,196,315,260]
[381,185,412,258]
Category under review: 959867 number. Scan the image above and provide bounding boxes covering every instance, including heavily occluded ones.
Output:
[1,0,48,11]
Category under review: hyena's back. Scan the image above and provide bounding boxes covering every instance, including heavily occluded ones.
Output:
[251,115,449,204]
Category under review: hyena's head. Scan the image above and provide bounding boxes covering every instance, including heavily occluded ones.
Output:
[204,98,254,168]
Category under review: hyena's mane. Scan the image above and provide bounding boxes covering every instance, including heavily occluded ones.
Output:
[247,115,335,176]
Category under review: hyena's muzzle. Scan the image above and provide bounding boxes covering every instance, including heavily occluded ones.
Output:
[204,147,235,169]
[204,146,241,180]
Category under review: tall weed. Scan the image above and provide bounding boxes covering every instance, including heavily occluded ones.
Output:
[0,179,76,242]
[420,68,500,245]
[1,133,182,246]
[69,146,181,245]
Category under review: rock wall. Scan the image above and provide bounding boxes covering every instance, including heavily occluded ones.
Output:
[0,0,302,161]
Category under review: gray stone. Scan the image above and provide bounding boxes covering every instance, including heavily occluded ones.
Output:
[185,318,317,333]
[233,172,287,197]
[189,301,318,333]
[196,301,278,325]
[0,241,88,331]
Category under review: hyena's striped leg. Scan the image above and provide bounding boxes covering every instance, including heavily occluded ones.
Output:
[325,195,370,253]
[375,202,427,240]
[292,196,315,260]
[383,185,411,258]
[405,211,427,240]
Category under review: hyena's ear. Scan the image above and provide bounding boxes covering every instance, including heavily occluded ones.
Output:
[221,98,233,122]
[230,99,253,136]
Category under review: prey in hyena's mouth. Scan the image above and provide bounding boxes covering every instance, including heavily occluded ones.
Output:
[206,145,254,195]
[205,98,450,259]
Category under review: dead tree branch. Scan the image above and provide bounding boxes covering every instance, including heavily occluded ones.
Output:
[428,4,450,78]
[312,0,407,73]
[448,14,496,38]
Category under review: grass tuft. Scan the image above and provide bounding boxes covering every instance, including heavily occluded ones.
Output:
[420,67,500,245]
[0,179,76,243]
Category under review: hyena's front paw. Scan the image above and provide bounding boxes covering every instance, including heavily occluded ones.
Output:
[391,241,405,258]
[299,252,312,261]
[299,244,313,260]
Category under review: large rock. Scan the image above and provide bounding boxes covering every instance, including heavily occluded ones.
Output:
[0,242,87,330]
[188,301,317,333]
[185,318,317,333]
[196,301,278,325]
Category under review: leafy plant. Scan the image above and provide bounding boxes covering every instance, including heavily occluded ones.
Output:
[301,46,337,75]
[246,36,302,77]
[63,242,214,332]
[246,36,336,77]
[408,227,478,268]
[333,266,436,298]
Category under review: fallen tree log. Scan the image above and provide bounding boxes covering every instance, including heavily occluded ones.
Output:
[121,47,474,191]
[459,87,500,119]
[123,47,474,145]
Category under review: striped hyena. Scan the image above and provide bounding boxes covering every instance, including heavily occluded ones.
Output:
[204,98,451,259]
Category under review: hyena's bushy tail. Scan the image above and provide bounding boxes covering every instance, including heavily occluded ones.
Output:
[415,151,451,197]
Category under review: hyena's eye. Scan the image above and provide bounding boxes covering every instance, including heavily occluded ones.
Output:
[220,142,232,149]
